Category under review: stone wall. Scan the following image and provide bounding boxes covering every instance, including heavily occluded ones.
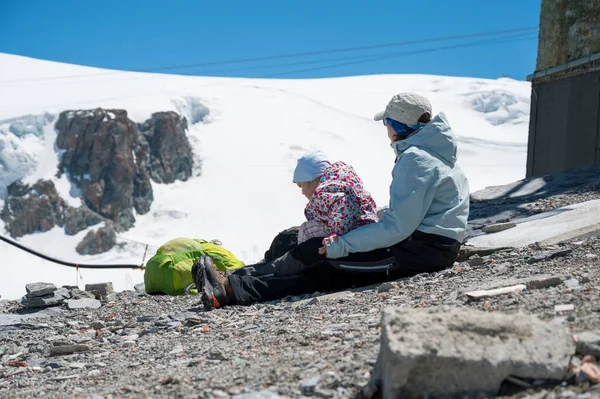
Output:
[536,0,600,72]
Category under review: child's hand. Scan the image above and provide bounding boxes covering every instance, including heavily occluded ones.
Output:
[318,234,339,256]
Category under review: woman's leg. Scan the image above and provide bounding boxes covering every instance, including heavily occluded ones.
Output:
[227,238,393,304]
[227,232,461,305]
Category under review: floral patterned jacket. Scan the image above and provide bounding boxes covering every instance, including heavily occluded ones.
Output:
[304,161,378,238]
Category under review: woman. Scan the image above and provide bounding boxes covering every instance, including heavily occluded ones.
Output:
[195,92,470,309]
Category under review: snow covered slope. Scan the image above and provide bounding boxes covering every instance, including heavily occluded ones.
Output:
[0,53,531,299]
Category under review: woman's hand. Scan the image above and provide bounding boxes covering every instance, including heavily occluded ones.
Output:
[318,234,339,256]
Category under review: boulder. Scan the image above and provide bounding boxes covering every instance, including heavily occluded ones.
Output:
[25,282,57,298]
[75,225,117,255]
[63,205,105,235]
[85,282,115,302]
[21,287,70,308]
[366,306,575,398]
[0,180,66,237]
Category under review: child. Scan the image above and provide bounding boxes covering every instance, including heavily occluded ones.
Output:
[293,151,378,243]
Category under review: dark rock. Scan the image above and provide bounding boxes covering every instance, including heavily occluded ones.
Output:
[63,205,106,235]
[0,179,66,237]
[132,131,153,215]
[525,249,573,264]
[575,331,600,357]
[69,288,96,300]
[21,288,70,308]
[300,376,322,396]
[468,256,485,267]
[377,283,395,293]
[6,179,30,197]
[482,222,517,234]
[85,282,115,301]
[85,282,114,296]
[45,361,66,369]
[25,282,57,298]
[132,165,153,215]
[49,344,90,356]
[136,112,193,184]
[90,321,106,330]
[457,246,510,262]
[55,109,137,230]
[525,277,564,290]
[76,224,117,255]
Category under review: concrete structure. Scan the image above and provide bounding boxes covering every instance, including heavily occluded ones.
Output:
[526,0,600,177]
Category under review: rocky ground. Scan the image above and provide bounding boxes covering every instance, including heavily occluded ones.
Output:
[1,174,600,399]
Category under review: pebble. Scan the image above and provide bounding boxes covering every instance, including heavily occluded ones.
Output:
[377,282,395,293]
[90,320,106,329]
[564,278,580,288]
[49,374,79,381]
[468,257,485,267]
[482,222,516,234]
[49,344,90,356]
[300,376,321,396]
[87,369,102,378]
[555,304,575,312]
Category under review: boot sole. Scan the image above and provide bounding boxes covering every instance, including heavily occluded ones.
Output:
[200,263,214,311]
[200,256,228,310]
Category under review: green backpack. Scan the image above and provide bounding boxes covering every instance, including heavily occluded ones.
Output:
[143,237,244,296]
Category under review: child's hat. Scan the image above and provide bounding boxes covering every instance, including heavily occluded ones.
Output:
[293,151,331,183]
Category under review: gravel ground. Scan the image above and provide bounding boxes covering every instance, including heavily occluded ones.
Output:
[2,185,600,399]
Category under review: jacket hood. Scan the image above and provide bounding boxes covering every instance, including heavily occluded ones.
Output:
[392,112,457,165]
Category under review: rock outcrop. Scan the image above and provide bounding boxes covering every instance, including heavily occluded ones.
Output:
[63,205,106,236]
[0,180,107,238]
[0,179,67,237]
[55,109,138,230]
[53,108,194,231]
[75,224,117,255]
[136,111,193,184]
[1,107,197,255]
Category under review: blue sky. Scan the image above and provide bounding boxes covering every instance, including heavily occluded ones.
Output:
[0,0,541,80]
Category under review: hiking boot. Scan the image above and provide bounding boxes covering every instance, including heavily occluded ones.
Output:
[199,256,234,310]
[191,258,204,293]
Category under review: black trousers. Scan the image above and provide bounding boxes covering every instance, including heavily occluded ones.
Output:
[228,230,461,305]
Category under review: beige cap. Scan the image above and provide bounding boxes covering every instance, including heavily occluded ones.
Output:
[374,92,432,125]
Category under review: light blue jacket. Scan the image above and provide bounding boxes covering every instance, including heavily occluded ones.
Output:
[326,112,470,259]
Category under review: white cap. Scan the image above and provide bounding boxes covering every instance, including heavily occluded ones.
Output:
[374,92,432,125]
[292,151,331,183]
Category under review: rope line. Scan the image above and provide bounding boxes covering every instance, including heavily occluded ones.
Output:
[0,233,146,270]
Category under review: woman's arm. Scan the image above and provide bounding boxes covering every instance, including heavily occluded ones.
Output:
[325,151,439,258]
